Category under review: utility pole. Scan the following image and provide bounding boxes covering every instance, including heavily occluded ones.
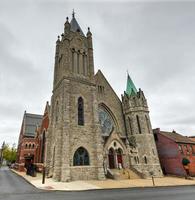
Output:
[0,141,5,166]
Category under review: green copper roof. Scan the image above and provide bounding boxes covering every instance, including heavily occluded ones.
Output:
[126,74,137,96]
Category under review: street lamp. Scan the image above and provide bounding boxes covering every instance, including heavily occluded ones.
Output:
[42,131,46,184]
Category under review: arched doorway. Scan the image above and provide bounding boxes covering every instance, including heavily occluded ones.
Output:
[108,148,115,169]
[117,148,123,169]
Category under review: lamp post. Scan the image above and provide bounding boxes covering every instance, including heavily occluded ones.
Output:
[42,131,46,184]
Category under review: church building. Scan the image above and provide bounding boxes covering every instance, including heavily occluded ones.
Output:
[45,12,162,181]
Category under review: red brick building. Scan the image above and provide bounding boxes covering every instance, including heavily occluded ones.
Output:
[16,111,42,171]
[35,102,50,171]
[154,128,195,176]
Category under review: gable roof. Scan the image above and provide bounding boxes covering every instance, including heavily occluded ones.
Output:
[23,112,42,137]
[160,131,195,144]
[94,70,121,103]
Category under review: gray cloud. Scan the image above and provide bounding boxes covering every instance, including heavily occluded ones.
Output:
[0,1,195,145]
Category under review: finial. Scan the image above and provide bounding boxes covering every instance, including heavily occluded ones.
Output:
[87,27,92,37]
[72,9,75,18]
[66,17,69,21]
[57,35,60,40]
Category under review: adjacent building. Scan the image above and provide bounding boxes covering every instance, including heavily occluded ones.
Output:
[16,111,42,171]
[154,128,195,176]
[45,12,162,182]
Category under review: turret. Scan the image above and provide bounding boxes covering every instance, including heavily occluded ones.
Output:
[87,27,94,77]
[64,17,70,35]
[122,73,162,177]
[53,36,61,87]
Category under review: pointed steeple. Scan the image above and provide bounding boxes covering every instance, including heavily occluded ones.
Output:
[70,10,84,36]
[126,73,137,96]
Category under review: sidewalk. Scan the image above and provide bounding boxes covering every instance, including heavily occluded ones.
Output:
[12,169,195,191]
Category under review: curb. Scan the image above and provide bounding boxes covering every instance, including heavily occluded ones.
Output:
[10,169,195,192]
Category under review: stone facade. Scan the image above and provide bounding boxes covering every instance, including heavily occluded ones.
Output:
[46,13,162,181]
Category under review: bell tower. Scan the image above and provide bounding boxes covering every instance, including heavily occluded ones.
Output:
[122,74,162,177]
[53,12,94,89]
[46,12,105,181]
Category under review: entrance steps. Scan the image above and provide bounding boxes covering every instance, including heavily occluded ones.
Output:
[108,168,141,180]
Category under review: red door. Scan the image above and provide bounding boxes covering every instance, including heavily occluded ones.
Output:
[117,148,123,168]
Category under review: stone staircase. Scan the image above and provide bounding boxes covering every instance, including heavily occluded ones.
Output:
[108,168,141,180]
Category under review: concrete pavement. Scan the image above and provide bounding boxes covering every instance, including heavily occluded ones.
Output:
[1,168,195,200]
[11,169,195,191]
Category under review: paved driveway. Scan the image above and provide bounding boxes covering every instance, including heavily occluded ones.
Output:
[1,167,195,200]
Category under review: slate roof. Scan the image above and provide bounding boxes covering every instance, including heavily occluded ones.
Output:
[23,113,42,137]
[160,131,195,144]
[70,14,84,36]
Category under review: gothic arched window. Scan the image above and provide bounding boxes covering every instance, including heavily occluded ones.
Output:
[78,97,84,125]
[136,115,141,134]
[145,115,151,133]
[128,117,133,135]
[73,147,89,166]
[144,156,147,164]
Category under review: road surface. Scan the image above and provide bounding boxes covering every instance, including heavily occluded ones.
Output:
[0,167,195,200]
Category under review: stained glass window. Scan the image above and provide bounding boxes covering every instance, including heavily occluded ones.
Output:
[73,147,89,166]
[78,97,84,125]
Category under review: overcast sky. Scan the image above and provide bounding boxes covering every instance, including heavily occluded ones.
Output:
[0,0,195,145]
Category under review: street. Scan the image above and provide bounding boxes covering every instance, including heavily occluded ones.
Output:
[0,167,195,200]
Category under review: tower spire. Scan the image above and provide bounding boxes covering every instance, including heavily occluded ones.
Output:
[125,72,137,96]
[70,10,84,36]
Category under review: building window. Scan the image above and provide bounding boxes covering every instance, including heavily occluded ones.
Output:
[178,144,183,154]
[144,156,147,164]
[145,115,151,133]
[192,146,195,155]
[55,101,59,123]
[184,144,188,153]
[82,53,85,75]
[136,115,141,134]
[78,97,84,125]
[73,147,89,166]
[77,52,80,73]
[98,85,105,95]
[32,144,35,149]
[154,134,158,141]
[72,50,74,72]
[134,156,137,164]
[137,156,139,164]
[29,144,31,149]
[128,117,133,135]
[134,156,139,164]
[152,148,155,155]
[25,144,28,149]
[133,97,137,106]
